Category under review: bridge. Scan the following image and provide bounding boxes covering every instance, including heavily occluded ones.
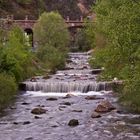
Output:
[0,15,85,30]
[0,15,90,47]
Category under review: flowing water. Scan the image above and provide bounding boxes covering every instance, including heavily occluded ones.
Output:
[0,52,139,140]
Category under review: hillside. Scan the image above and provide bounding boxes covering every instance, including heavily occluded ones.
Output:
[0,0,95,19]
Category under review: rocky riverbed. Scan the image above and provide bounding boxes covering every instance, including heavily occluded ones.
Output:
[0,52,139,140]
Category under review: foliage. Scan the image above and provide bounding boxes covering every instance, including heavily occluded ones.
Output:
[89,0,140,111]
[34,12,70,72]
[34,12,70,48]
[36,44,66,72]
[73,28,93,52]
[0,26,34,82]
[0,25,38,110]
[0,73,17,110]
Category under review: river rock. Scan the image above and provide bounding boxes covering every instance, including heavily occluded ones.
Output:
[25,137,33,140]
[13,122,19,125]
[95,104,109,113]
[51,125,59,128]
[68,119,79,127]
[21,102,30,105]
[43,75,50,79]
[91,112,101,118]
[34,116,42,119]
[23,121,31,125]
[46,97,58,101]
[95,100,115,113]
[60,102,72,106]
[10,107,16,110]
[85,95,97,100]
[72,109,83,112]
[37,105,45,107]
[63,93,75,99]
[31,107,46,115]
[30,77,37,82]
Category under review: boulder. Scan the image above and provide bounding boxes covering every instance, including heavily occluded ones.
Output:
[68,119,79,127]
[31,107,46,115]
[95,100,116,113]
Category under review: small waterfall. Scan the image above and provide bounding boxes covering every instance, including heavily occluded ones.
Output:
[25,81,108,93]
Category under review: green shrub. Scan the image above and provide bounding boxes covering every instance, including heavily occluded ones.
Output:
[0,73,17,110]
[0,26,34,82]
[36,44,67,72]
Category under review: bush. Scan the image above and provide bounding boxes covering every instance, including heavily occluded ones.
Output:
[0,26,35,82]
[0,73,17,110]
[36,44,67,72]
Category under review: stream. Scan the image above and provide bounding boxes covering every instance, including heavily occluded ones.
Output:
[0,52,139,140]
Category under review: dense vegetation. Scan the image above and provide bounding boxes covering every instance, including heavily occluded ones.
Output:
[0,12,70,110]
[88,0,140,112]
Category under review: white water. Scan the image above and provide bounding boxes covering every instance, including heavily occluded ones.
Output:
[25,81,108,93]
[25,90,106,97]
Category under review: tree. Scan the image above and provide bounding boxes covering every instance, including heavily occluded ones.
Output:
[34,12,70,50]
[34,12,70,71]
[0,26,34,82]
